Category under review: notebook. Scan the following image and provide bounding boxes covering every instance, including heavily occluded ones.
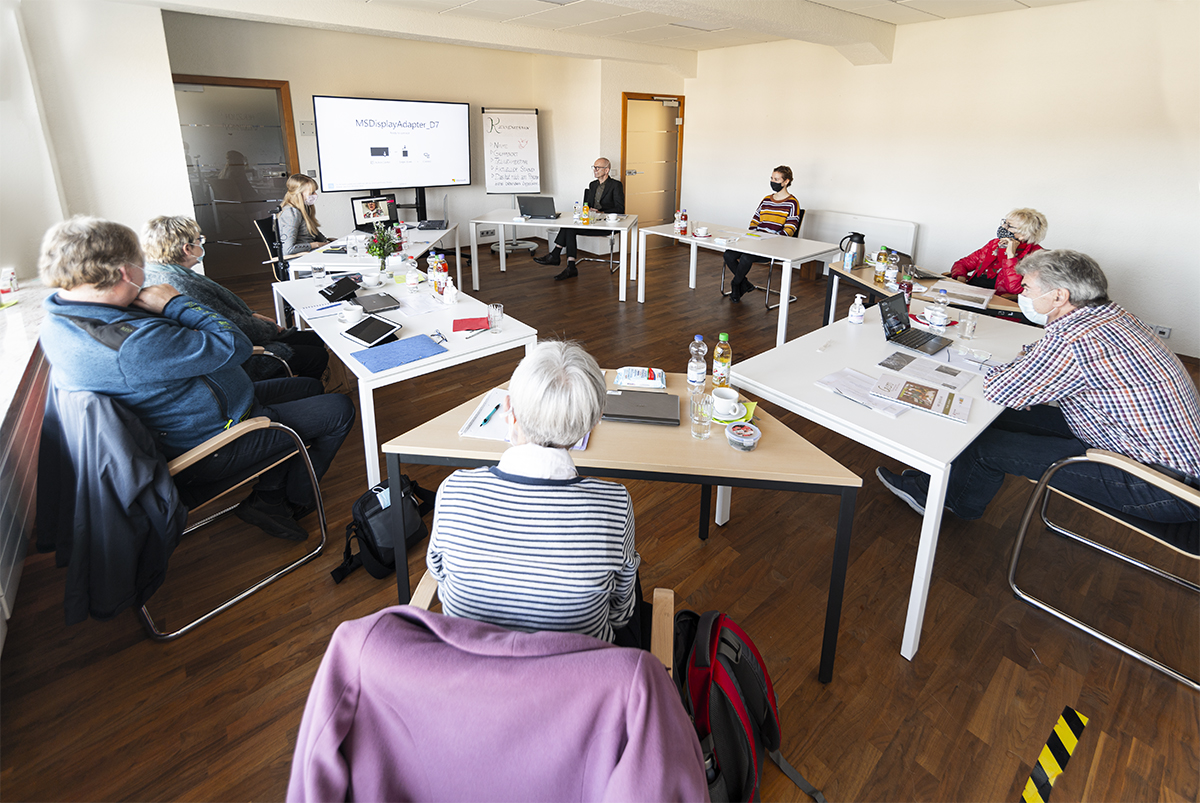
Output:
[878,294,953,356]
[601,390,680,426]
[355,292,402,314]
[517,196,560,219]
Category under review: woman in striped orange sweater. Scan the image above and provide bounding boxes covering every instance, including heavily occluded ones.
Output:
[724,165,802,303]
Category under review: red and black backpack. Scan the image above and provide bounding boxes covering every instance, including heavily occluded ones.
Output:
[673,610,826,803]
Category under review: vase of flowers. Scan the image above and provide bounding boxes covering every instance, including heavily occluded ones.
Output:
[366,221,402,272]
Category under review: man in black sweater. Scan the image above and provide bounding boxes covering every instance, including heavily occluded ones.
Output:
[534,157,625,280]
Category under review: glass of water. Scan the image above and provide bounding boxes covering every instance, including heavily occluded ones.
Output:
[959,311,978,340]
[310,263,328,287]
[691,394,714,440]
[488,303,504,334]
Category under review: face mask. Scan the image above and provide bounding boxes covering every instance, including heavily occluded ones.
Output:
[997,224,1018,241]
[770,181,784,192]
[304,194,317,207]
[192,243,206,262]
[1018,288,1053,325]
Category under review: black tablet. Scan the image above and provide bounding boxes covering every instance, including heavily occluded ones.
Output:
[319,276,359,302]
[341,315,402,348]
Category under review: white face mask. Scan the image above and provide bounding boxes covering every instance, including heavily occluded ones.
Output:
[304,194,317,207]
[1018,288,1054,325]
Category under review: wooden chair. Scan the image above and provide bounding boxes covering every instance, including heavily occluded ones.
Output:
[1008,449,1199,690]
[137,414,329,640]
[409,569,677,673]
[720,208,806,309]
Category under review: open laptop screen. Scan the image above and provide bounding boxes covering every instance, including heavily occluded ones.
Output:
[879,295,910,340]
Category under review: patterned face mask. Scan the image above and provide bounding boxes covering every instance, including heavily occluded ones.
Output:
[997,224,1019,241]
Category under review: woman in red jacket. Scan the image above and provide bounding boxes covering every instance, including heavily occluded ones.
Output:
[949,208,1048,299]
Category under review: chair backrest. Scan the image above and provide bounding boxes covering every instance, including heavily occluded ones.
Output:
[791,208,806,236]
[254,215,289,281]
[287,606,708,803]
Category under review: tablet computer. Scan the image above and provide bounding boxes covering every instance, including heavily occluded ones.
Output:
[319,276,359,302]
[341,315,402,348]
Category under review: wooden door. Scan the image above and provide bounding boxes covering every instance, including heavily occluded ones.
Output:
[622,94,683,248]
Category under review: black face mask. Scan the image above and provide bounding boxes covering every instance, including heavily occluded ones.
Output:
[997,224,1019,241]
[770,181,784,192]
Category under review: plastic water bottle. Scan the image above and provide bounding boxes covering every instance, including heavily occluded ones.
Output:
[680,208,689,235]
[405,257,420,294]
[928,289,951,334]
[687,335,708,393]
[573,201,581,223]
[848,293,866,325]
[712,333,732,388]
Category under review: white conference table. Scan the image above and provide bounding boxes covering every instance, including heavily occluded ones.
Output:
[288,226,462,288]
[637,222,840,347]
[469,209,639,299]
[731,304,1042,660]
[272,276,537,487]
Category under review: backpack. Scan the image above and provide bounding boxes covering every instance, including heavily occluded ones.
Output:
[331,476,434,583]
[673,610,827,803]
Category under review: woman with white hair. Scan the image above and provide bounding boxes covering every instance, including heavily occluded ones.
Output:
[949,208,1048,299]
[142,215,328,380]
[279,174,331,255]
[426,340,645,647]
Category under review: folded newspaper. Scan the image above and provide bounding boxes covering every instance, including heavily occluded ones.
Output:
[869,375,973,423]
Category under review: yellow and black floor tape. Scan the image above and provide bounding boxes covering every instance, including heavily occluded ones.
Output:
[1022,705,1088,803]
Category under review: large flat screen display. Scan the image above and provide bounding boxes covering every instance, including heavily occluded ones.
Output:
[312,96,471,192]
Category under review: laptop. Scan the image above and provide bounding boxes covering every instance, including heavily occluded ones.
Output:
[878,294,954,356]
[354,292,402,314]
[601,390,680,426]
[517,196,560,219]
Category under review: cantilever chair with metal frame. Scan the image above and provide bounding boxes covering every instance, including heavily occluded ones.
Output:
[575,230,621,274]
[408,570,676,673]
[720,209,807,310]
[137,414,329,641]
[1008,449,1200,690]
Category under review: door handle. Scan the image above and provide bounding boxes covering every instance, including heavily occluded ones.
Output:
[626,170,641,175]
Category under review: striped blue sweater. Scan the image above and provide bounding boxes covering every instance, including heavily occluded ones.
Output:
[426,448,639,642]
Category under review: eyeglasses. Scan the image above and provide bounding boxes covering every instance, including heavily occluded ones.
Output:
[430,329,447,345]
[190,235,206,246]
[592,165,608,171]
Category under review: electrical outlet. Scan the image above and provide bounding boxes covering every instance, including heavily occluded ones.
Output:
[479,228,496,238]
[1152,324,1171,339]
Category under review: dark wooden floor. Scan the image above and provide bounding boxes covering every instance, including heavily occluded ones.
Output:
[3,242,1197,802]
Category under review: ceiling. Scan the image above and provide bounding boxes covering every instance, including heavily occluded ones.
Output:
[376,0,1092,52]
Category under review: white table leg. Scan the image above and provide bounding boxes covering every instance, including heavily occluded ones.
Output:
[900,464,949,660]
[637,230,648,304]
[360,382,381,487]
[272,286,286,327]
[498,224,507,273]
[629,222,639,283]
[775,260,795,348]
[454,225,463,291]
[715,485,731,526]
[828,272,841,324]
[688,243,698,289]
[618,228,628,303]
[469,221,480,291]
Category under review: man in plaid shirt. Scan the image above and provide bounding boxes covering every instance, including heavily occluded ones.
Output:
[878,249,1199,530]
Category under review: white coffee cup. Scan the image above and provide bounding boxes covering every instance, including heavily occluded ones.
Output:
[607,213,620,222]
[361,271,383,288]
[338,301,364,324]
[712,387,739,417]
[695,226,709,237]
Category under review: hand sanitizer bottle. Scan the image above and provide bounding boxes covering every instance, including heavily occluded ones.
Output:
[848,294,866,325]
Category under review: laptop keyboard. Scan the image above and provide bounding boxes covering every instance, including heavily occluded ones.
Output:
[893,328,939,348]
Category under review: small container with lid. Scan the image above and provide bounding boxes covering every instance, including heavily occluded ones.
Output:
[725,422,762,452]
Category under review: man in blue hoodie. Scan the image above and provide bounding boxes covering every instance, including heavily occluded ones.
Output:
[39,216,355,541]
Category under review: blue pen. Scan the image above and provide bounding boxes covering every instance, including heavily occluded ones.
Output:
[480,403,501,427]
[316,303,340,311]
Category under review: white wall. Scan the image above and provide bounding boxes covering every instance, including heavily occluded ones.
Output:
[1,0,63,282]
[18,0,192,237]
[682,0,1200,355]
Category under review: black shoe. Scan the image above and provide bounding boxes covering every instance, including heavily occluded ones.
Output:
[875,467,928,516]
[730,290,742,303]
[534,252,561,266]
[288,500,317,521]
[740,280,756,295]
[553,265,578,281]
[236,493,310,541]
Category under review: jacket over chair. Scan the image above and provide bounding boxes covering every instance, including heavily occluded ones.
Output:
[287,605,708,803]
[37,380,328,640]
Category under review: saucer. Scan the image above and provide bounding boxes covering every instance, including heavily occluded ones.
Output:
[713,402,746,422]
[692,233,713,239]
[361,280,383,289]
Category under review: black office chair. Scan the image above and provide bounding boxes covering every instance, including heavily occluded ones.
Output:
[255,213,293,283]
[720,209,806,310]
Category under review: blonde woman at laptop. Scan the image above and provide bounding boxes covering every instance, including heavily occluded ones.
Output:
[279,174,332,255]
